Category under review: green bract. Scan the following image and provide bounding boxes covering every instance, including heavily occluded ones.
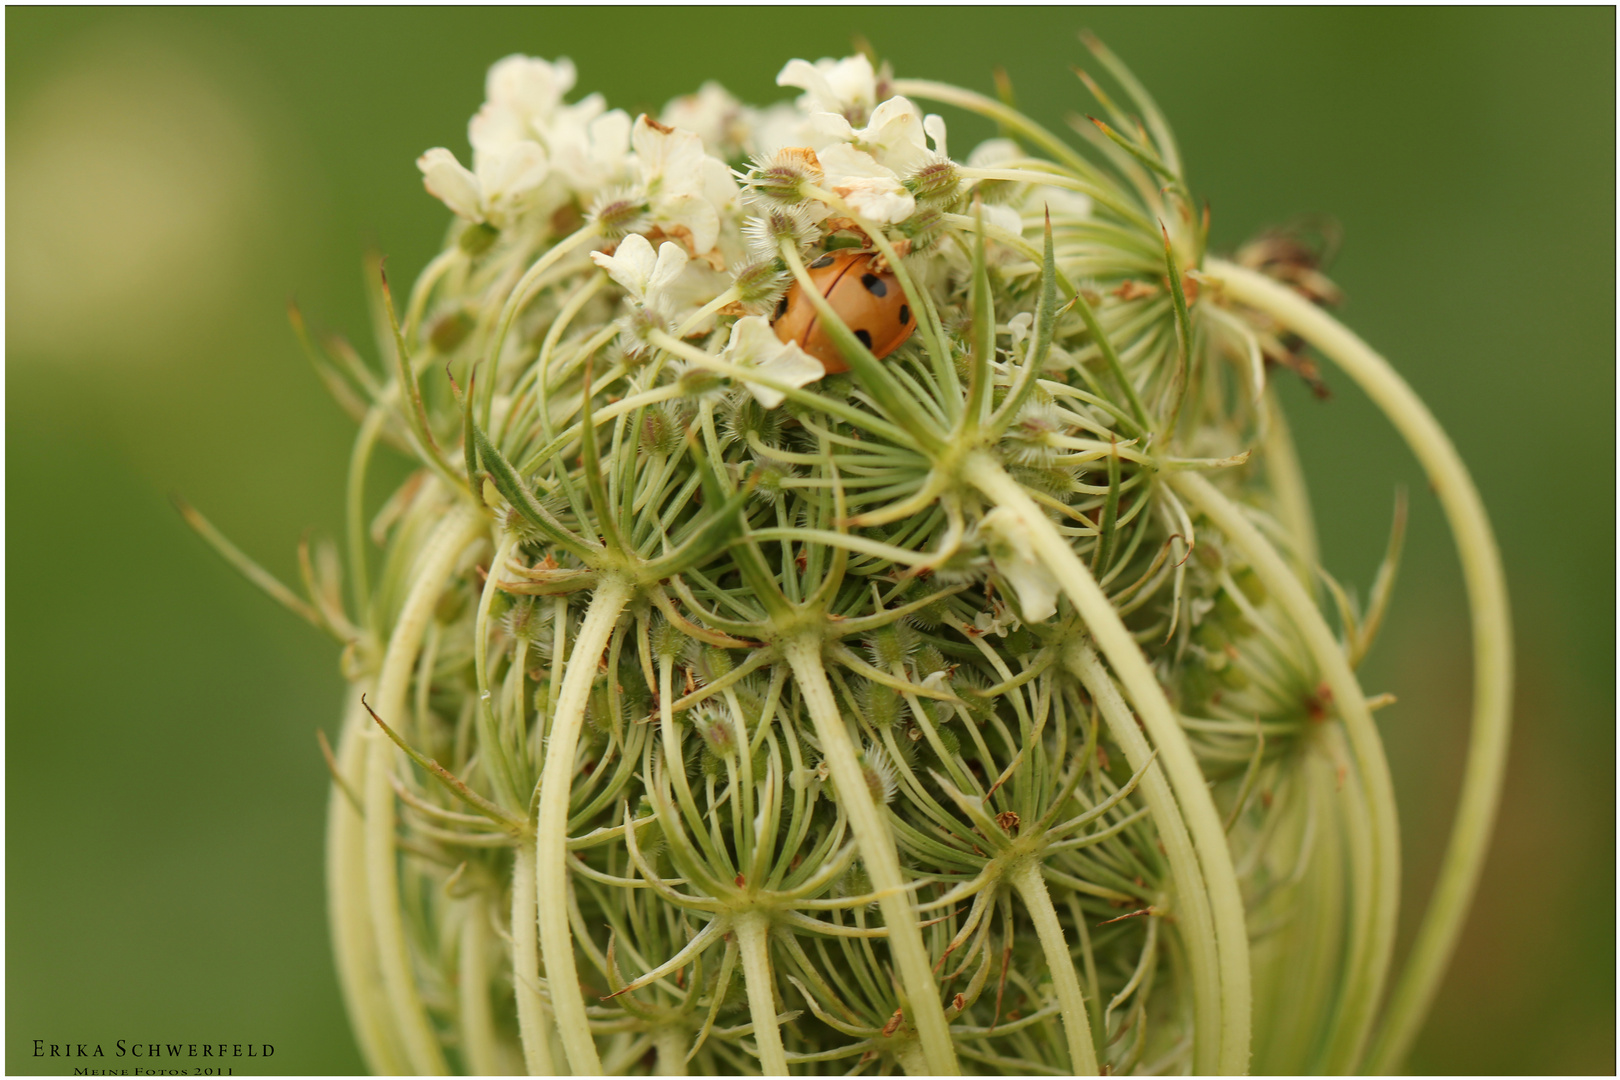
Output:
[199,41,1511,1076]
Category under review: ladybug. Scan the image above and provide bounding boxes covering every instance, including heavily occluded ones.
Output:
[771,251,917,374]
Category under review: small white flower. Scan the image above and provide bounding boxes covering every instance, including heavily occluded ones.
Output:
[591,234,688,313]
[1008,312,1034,348]
[661,81,749,160]
[807,96,931,176]
[777,55,878,123]
[721,316,824,408]
[973,603,1022,639]
[978,506,1060,622]
[469,55,578,154]
[750,102,812,157]
[546,103,632,195]
[818,144,915,224]
[416,141,548,227]
[628,115,738,258]
[923,114,949,161]
[591,234,727,334]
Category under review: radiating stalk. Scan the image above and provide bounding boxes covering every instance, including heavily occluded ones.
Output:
[326,686,407,1075]
[965,454,1251,1074]
[458,896,506,1076]
[1204,261,1513,1074]
[734,912,788,1075]
[510,842,557,1076]
[364,502,483,1075]
[1173,463,1400,1074]
[782,637,960,1075]
[1064,640,1221,1074]
[1009,860,1099,1075]
[654,1025,689,1076]
[535,576,634,1075]
[1259,390,1319,587]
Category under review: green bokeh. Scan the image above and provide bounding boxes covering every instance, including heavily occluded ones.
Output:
[7,8,1612,1074]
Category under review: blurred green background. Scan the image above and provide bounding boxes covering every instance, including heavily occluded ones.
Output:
[7,8,1612,1075]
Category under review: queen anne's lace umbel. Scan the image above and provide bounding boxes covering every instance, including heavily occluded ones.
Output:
[280,43,1511,1079]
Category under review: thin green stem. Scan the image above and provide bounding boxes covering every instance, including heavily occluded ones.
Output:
[535,576,634,1075]
[1009,860,1099,1075]
[735,912,789,1075]
[655,1024,689,1076]
[1173,470,1399,1074]
[964,453,1250,1074]
[1063,640,1221,1074]
[1204,261,1513,1074]
[781,637,960,1075]
[457,896,505,1076]
[484,223,603,423]
[346,406,386,634]
[364,502,483,1076]
[325,686,408,1075]
[510,841,557,1076]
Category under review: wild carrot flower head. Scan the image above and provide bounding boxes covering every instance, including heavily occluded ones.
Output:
[207,37,1512,1080]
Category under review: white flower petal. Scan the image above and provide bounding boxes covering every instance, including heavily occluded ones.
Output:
[417,147,483,221]
[968,137,1022,169]
[984,203,1025,240]
[747,344,823,408]
[924,114,949,159]
[1008,312,1034,347]
[722,315,781,365]
[722,316,823,407]
[802,110,857,150]
[654,193,720,259]
[647,241,691,298]
[591,233,657,299]
[661,81,746,158]
[817,142,893,180]
[818,148,914,224]
[632,114,708,195]
[485,55,575,118]
[475,140,549,202]
[777,59,840,114]
[702,156,740,218]
[778,55,877,121]
[979,507,1060,622]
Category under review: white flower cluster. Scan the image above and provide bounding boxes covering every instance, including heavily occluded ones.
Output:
[413,53,1086,417]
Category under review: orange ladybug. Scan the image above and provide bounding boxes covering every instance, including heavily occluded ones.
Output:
[771,251,917,374]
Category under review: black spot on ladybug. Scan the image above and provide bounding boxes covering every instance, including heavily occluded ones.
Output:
[899,304,911,325]
[861,274,887,297]
[773,294,789,321]
[810,254,835,269]
[855,329,873,349]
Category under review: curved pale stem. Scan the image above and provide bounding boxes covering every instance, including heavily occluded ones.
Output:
[1204,261,1513,1073]
[1064,640,1221,1073]
[510,842,557,1075]
[1009,860,1100,1075]
[735,912,789,1075]
[964,453,1251,1074]
[364,502,484,1075]
[782,637,960,1075]
[1172,470,1399,1073]
[326,686,408,1075]
[457,896,505,1076]
[535,576,634,1075]
[1259,389,1320,586]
